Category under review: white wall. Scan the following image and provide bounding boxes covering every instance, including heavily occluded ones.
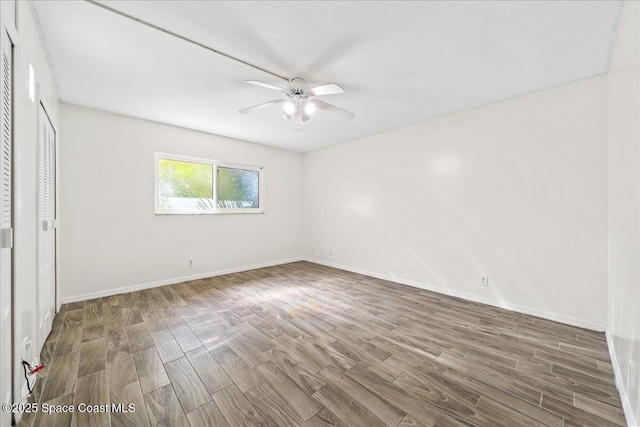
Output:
[58,104,304,302]
[9,0,60,409]
[608,1,640,425]
[304,75,609,331]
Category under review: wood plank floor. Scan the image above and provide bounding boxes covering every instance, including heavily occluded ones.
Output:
[20,261,626,427]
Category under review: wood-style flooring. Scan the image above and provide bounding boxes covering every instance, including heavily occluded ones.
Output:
[20,261,626,426]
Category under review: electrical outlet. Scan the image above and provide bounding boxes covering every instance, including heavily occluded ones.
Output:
[329,250,333,256]
[188,259,193,267]
[311,248,315,254]
[630,361,636,390]
[480,276,489,286]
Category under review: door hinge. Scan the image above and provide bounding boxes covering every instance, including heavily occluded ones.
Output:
[1,228,13,249]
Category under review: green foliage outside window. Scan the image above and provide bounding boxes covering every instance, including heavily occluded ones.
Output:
[158,159,213,209]
[217,167,259,208]
[157,157,260,211]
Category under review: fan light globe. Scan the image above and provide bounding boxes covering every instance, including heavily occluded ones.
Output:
[304,102,316,115]
[283,101,295,115]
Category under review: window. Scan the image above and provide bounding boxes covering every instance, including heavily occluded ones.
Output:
[155,153,264,214]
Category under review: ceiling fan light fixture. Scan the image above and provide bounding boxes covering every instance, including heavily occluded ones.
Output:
[241,78,354,131]
[304,101,316,115]
[283,101,295,115]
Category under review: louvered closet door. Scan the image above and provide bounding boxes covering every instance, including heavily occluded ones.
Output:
[0,27,13,427]
[37,104,55,352]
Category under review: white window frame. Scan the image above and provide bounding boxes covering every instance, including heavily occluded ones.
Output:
[155,152,265,215]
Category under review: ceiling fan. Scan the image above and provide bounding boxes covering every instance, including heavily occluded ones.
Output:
[81,3,354,133]
[240,78,355,131]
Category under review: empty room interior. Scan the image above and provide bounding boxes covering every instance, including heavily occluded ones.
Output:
[0,0,639,426]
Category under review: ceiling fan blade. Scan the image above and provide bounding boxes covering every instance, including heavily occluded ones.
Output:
[314,99,355,120]
[246,80,286,91]
[239,99,285,114]
[308,83,344,97]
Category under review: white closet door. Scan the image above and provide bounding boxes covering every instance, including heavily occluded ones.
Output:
[37,104,56,352]
[0,27,13,427]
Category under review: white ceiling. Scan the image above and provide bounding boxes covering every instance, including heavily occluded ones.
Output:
[31,1,623,152]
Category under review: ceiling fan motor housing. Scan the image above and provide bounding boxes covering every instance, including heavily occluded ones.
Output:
[288,78,309,97]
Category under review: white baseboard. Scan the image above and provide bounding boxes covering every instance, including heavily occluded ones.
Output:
[304,257,605,332]
[61,255,605,332]
[606,328,637,427]
[60,256,304,304]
